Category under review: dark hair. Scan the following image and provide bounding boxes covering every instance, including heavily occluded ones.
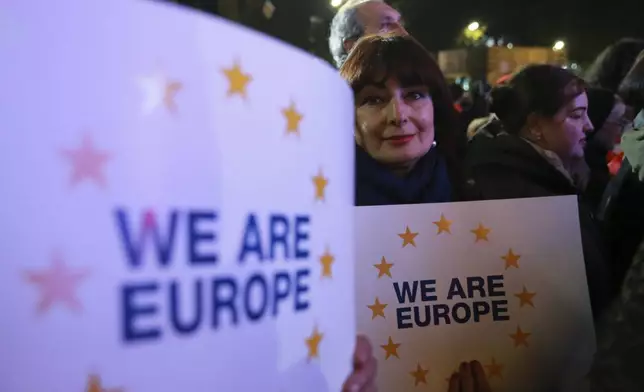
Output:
[586,87,618,137]
[339,34,465,196]
[618,50,644,111]
[490,64,586,134]
[585,38,644,93]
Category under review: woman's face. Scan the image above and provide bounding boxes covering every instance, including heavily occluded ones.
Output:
[536,92,593,161]
[595,99,628,150]
[355,78,435,170]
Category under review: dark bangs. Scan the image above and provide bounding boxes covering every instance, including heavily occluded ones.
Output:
[559,77,587,111]
[340,35,444,96]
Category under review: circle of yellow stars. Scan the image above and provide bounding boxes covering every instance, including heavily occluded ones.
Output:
[220,59,330,363]
[364,213,538,387]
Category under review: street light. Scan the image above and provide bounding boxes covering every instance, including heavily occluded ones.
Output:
[463,21,485,44]
[331,0,343,7]
[467,21,480,32]
[553,40,565,51]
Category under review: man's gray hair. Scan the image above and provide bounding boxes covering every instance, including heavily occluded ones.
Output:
[328,0,383,68]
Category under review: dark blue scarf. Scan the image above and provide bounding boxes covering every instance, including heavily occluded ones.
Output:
[355,144,452,206]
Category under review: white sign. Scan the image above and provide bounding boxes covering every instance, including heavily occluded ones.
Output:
[0,0,356,391]
[355,196,595,392]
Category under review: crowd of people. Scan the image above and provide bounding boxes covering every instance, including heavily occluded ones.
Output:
[325,1,644,391]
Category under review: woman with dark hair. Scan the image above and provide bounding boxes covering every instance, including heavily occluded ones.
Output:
[466,64,613,317]
[338,34,489,392]
[585,38,644,93]
[339,34,466,206]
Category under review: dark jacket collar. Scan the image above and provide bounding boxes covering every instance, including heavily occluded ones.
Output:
[467,134,577,196]
[355,144,452,206]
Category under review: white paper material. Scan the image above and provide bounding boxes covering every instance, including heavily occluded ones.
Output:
[0,1,356,391]
[355,196,595,391]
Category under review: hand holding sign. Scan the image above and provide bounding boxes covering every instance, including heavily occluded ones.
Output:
[342,335,378,392]
[448,361,492,392]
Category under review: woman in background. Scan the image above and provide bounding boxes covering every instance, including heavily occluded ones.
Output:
[590,59,644,387]
[466,65,613,317]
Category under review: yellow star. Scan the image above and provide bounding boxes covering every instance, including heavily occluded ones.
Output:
[163,80,182,113]
[282,102,303,135]
[312,169,328,201]
[85,374,124,392]
[470,222,491,242]
[433,214,452,235]
[222,61,252,98]
[373,256,394,278]
[381,336,401,360]
[319,247,334,278]
[514,285,536,308]
[367,297,388,319]
[502,248,521,270]
[485,358,504,379]
[305,325,324,361]
[409,363,429,386]
[398,226,419,247]
[509,326,531,348]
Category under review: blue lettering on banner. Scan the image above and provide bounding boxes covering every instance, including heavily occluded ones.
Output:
[237,213,311,263]
[394,276,511,329]
[114,209,313,344]
[393,279,438,304]
[115,209,180,269]
[188,211,219,265]
[114,208,220,269]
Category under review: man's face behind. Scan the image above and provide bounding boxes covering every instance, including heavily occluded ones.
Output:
[357,2,408,37]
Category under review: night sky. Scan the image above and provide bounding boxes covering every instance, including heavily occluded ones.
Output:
[178,0,644,64]
[400,0,644,62]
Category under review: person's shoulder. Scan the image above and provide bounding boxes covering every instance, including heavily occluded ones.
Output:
[466,161,550,201]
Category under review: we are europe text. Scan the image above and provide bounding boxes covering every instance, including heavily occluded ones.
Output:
[394,275,510,329]
[113,208,312,344]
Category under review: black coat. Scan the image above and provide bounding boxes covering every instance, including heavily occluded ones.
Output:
[465,134,614,318]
